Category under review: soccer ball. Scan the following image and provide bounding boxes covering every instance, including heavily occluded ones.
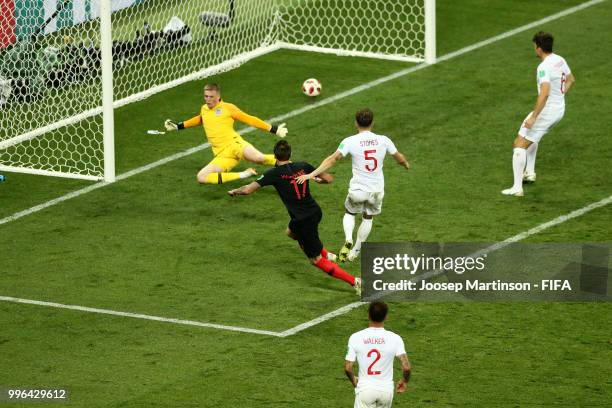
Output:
[302,78,322,96]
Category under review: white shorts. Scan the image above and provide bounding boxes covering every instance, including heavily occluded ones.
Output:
[518,109,564,143]
[345,189,384,216]
[354,388,394,408]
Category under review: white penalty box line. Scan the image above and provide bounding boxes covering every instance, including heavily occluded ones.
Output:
[0,295,284,337]
[0,0,608,337]
[1,193,611,338]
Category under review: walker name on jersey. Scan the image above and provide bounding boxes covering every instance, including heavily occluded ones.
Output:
[363,337,386,345]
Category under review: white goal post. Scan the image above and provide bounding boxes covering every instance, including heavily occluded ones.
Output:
[0,0,436,182]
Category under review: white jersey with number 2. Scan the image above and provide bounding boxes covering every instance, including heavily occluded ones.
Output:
[346,327,406,392]
[337,131,398,193]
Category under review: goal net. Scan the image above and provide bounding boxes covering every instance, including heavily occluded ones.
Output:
[278,0,435,63]
[0,0,435,182]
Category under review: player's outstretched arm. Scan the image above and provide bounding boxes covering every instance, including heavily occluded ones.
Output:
[164,115,202,131]
[344,360,358,388]
[296,151,343,184]
[396,353,411,393]
[227,181,261,197]
[228,104,288,137]
[393,152,410,170]
[314,172,333,184]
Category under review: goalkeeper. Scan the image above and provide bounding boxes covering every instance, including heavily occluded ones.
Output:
[164,83,288,184]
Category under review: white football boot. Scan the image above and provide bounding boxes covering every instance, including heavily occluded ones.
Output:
[347,249,360,262]
[501,187,524,197]
[523,172,536,183]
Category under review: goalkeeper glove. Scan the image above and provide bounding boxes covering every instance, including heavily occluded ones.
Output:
[164,119,184,131]
[270,123,288,138]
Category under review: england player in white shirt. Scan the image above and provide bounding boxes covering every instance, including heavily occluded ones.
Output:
[296,109,410,262]
[344,302,411,408]
[502,31,575,196]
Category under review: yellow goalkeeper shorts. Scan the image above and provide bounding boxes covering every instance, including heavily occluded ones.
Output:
[209,139,251,172]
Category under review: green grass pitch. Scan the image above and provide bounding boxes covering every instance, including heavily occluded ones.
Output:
[1,0,611,407]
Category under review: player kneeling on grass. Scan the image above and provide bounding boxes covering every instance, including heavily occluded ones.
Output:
[164,83,288,185]
[296,108,410,263]
[228,140,362,294]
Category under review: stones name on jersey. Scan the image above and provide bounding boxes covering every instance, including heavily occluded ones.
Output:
[360,139,379,147]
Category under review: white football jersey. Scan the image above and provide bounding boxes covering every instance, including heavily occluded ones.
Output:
[536,53,571,112]
[337,131,398,193]
[345,327,406,392]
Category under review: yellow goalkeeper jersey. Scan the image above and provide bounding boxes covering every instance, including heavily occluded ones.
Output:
[183,101,272,156]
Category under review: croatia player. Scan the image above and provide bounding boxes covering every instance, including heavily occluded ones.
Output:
[227,140,361,294]
[345,301,411,408]
[296,108,409,262]
[502,32,575,196]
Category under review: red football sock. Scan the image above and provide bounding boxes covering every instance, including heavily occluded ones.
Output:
[320,248,329,258]
[314,257,355,286]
